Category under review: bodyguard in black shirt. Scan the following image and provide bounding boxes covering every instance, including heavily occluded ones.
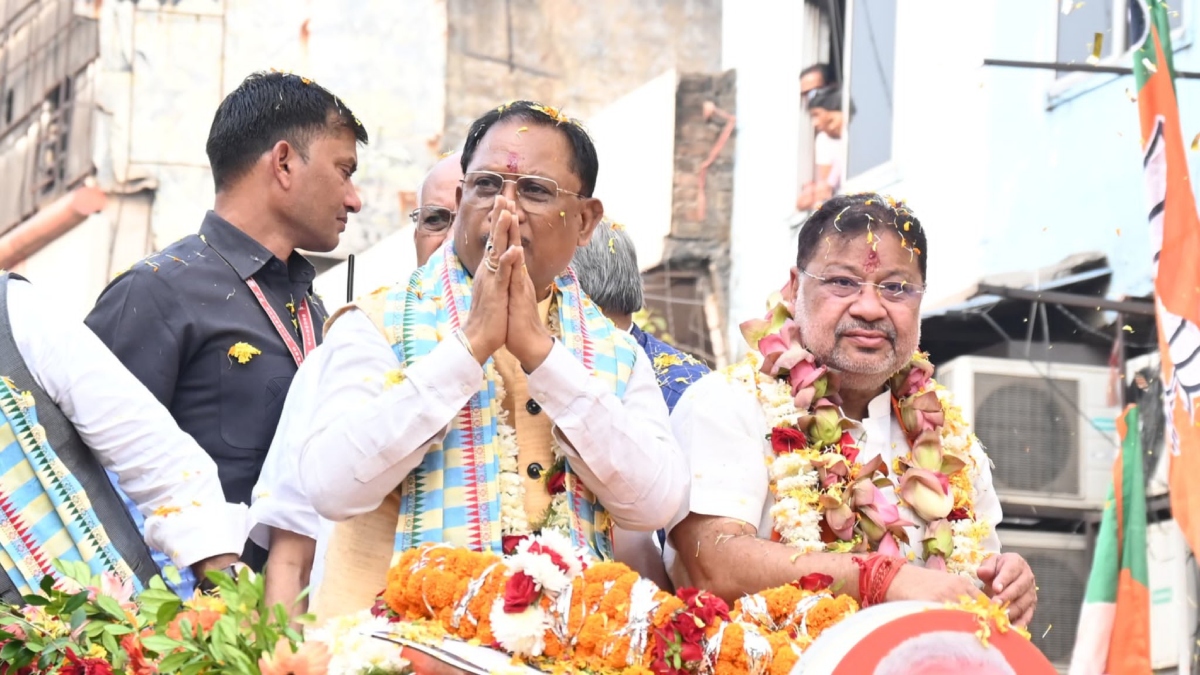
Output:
[86,72,369,570]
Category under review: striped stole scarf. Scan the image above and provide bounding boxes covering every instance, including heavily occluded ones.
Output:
[380,243,637,562]
[0,377,138,595]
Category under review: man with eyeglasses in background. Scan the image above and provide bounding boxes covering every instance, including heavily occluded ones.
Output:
[412,152,463,266]
[257,101,687,621]
[665,194,1037,627]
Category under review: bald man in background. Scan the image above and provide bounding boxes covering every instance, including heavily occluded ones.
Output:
[413,152,463,265]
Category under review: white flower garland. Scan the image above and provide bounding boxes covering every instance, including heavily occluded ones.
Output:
[493,367,530,537]
[489,531,586,657]
[493,365,573,542]
[727,352,991,579]
[306,610,410,674]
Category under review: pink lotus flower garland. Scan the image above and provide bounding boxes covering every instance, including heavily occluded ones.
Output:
[734,288,990,577]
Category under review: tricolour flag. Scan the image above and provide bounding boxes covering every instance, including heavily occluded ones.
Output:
[1068,405,1151,674]
[1136,1,1200,561]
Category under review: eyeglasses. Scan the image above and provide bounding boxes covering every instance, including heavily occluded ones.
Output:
[800,269,924,306]
[408,205,455,233]
[460,171,584,214]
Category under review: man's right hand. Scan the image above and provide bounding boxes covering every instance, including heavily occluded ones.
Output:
[462,197,522,363]
[884,564,984,604]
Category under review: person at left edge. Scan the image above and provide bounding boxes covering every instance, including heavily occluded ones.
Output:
[85,71,368,572]
[0,273,248,602]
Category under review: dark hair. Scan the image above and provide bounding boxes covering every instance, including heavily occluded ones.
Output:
[460,101,599,197]
[795,193,928,280]
[205,71,368,192]
[809,85,843,113]
[800,63,836,86]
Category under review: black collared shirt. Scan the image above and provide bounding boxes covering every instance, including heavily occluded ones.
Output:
[86,212,328,525]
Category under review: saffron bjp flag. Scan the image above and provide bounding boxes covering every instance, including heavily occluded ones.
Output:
[1068,405,1151,674]
[1136,0,1200,561]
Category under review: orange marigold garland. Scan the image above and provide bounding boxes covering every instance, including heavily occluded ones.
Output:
[376,538,860,674]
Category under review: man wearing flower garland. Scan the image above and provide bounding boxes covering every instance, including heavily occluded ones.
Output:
[665,194,1037,627]
[286,101,688,619]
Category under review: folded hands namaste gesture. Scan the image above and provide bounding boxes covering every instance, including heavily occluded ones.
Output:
[461,196,555,372]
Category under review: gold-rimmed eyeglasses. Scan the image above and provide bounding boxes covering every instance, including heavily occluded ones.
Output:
[799,269,924,306]
[460,170,585,215]
[409,206,455,233]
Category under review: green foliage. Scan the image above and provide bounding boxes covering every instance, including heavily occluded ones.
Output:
[0,562,304,674]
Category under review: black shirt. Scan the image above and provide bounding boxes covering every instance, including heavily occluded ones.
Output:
[85,212,328,564]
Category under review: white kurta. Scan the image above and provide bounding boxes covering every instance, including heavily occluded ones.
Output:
[251,306,690,590]
[662,370,1003,589]
[10,278,249,568]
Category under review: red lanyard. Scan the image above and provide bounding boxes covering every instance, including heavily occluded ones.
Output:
[245,278,316,367]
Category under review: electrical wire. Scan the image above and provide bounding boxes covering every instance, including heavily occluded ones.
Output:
[979,306,1119,449]
[1051,302,1158,349]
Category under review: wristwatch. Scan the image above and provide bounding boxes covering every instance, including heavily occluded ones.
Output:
[196,562,248,595]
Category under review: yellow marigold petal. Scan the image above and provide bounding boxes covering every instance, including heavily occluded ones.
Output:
[227,342,262,365]
[653,353,684,369]
[384,369,406,390]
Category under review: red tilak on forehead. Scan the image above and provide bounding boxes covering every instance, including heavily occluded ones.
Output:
[863,250,881,273]
[506,152,520,173]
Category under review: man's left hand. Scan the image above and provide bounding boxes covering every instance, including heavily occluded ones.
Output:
[505,253,554,372]
[976,552,1037,627]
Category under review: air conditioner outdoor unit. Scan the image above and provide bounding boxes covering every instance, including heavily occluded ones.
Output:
[996,529,1089,670]
[936,356,1119,511]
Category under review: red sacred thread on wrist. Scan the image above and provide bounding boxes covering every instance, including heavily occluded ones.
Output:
[852,554,906,607]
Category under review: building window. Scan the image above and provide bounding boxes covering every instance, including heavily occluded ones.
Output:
[35,77,73,197]
[844,0,896,180]
[1056,0,1185,78]
[795,0,896,209]
[0,5,100,232]
[641,267,719,367]
[1056,0,1115,77]
[1125,0,1184,49]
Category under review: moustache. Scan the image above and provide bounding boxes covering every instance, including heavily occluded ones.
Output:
[835,319,897,343]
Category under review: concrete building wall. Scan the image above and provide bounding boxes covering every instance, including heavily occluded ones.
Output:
[722,0,803,352]
[8,0,730,319]
[670,70,736,245]
[441,0,722,152]
[586,68,678,269]
[12,0,448,318]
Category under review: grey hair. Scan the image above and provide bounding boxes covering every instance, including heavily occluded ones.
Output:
[571,218,644,316]
[872,631,1016,675]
